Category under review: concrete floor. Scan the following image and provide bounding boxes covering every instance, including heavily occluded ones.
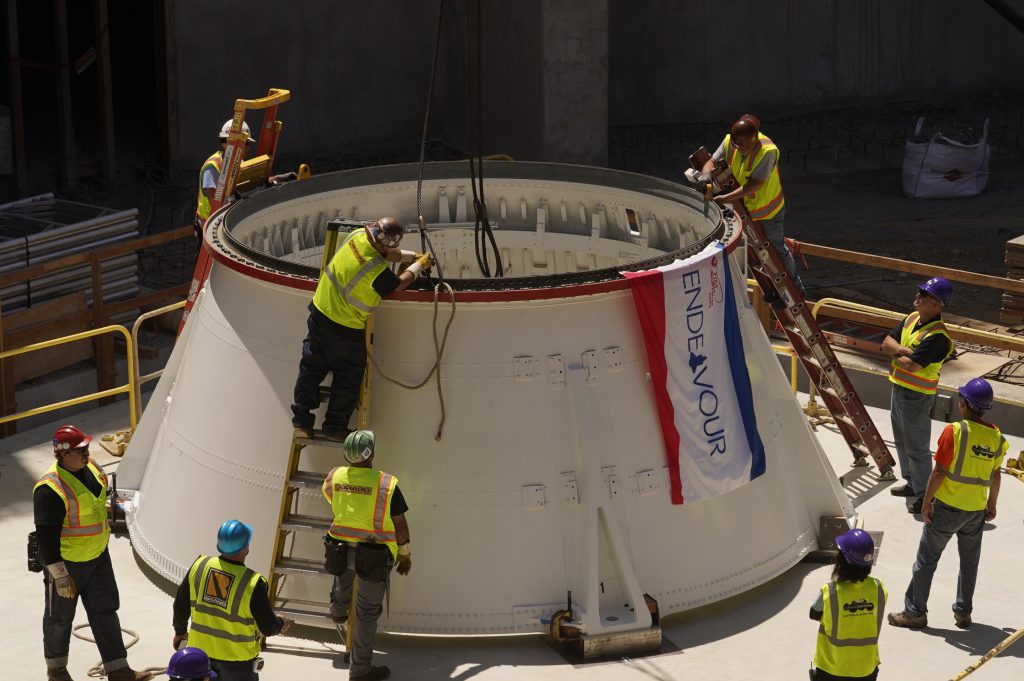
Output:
[2,398,1023,681]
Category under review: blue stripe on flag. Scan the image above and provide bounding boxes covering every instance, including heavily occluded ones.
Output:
[721,251,766,478]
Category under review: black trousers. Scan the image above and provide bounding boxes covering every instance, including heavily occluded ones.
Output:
[43,549,127,668]
[291,311,366,433]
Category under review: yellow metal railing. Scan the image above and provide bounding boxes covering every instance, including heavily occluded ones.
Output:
[772,344,799,393]
[0,325,137,428]
[131,301,186,410]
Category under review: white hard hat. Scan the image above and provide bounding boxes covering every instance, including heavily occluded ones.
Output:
[220,119,255,142]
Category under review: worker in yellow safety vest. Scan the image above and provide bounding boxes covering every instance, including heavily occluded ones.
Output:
[172,520,293,680]
[194,119,255,254]
[889,377,1006,630]
[291,217,434,439]
[322,430,412,681]
[810,528,886,681]
[703,113,804,296]
[33,425,155,681]
[882,276,955,513]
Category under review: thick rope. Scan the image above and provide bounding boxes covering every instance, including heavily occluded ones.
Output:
[366,283,455,439]
[72,623,163,678]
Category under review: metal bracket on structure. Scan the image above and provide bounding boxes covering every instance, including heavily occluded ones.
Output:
[544,365,662,659]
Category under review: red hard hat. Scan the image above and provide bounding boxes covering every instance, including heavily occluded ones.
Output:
[53,425,92,451]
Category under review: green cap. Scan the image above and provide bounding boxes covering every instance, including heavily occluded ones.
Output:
[343,430,375,464]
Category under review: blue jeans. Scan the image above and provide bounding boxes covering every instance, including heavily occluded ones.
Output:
[890,385,936,496]
[757,209,804,294]
[904,498,985,615]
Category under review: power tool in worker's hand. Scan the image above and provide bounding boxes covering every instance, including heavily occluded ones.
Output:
[682,146,737,196]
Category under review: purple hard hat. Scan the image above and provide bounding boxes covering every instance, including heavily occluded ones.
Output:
[835,528,875,568]
[918,276,953,307]
[166,647,217,680]
[958,377,993,412]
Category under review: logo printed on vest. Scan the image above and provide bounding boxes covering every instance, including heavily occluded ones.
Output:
[842,598,875,614]
[348,238,367,265]
[203,569,235,608]
[970,444,997,459]
[335,483,373,495]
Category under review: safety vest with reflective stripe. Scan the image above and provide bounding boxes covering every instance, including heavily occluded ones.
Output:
[312,229,387,330]
[195,151,224,223]
[935,420,1007,512]
[323,466,399,559]
[814,577,886,678]
[33,461,110,562]
[888,312,952,394]
[723,132,785,221]
[186,555,263,662]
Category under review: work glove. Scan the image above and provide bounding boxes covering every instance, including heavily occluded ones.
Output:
[416,253,434,269]
[46,561,76,599]
[396,554,412,576]
[277,616,294,635]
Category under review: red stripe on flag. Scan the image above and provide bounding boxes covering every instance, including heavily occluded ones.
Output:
[623,269,685,504]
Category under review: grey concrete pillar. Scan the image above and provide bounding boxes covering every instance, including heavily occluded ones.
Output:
[541,0,608,166]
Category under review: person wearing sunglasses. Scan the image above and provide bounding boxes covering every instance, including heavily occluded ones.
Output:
[291,217,434,440]
[33,425,154,680]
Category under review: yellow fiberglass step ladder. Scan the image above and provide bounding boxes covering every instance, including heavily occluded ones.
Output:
[266,219,374,658]
[687,147,896,478]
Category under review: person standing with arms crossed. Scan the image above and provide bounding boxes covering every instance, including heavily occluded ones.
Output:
[882,276,954,514]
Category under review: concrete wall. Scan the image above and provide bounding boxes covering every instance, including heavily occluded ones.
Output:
[609,0,1024,126]
[167,1,440,172]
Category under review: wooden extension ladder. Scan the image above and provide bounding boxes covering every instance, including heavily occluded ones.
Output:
[738,203,895,475]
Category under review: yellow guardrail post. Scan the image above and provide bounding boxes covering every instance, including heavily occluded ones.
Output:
[0,325,137,429]
[131,301,187,412]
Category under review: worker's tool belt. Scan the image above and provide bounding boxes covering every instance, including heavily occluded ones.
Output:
[355,544,391,583]
[323,535,349,576]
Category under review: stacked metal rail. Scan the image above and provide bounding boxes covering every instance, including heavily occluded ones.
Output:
[0,194,140,313]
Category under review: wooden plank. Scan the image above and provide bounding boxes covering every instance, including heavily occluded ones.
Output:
[53,0,77,189]
[90,253,115,405]
[2,292,92,384]
[797,241,1024,295]
[0,226,192,287]
[3,291,88,331]
[105,283,189,317]
[94,0,116,184]
[5,0,28,195]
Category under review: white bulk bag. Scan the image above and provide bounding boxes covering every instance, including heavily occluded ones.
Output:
[902,117,990,199]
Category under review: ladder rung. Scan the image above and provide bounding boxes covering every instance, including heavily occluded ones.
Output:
[274,605,336,624]
[849,441,872,458]
[274,557,331,577]
[294,432,347,448]
[834,413,862,431]
[281,514,331,533]
[289,471,327,489]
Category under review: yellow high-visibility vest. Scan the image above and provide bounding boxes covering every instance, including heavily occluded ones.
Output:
[888,312,952,394]
[814,577,887,678]
[935,420,1007,511]
[312,229,388,330]
[322,466,399,559]
[186,555,263,662]
[195,151,224,223]
[723,132,784,220]
[33,461,110,562]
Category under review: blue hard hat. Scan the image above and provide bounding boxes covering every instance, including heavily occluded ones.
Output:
[216,519,253,555]
[835,528,875,568]
[166,647,217,680]
[958,377,994,412]
[917,276,953,307]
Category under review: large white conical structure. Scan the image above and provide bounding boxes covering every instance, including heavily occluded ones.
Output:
[118,162,854,636]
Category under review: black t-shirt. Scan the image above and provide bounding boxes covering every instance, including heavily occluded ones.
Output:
[887,314,952,367]
[372,267,401,299]
[33,464,104,564]
[390,485,408,516]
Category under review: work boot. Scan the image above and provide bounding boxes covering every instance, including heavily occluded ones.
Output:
[46,668,74,681]
[322,429,350,443]
[954,611,973,629]
[350,666,391,681]
[908,497,923,514]
[888,610,927,629]
[105,667,156,681]
[889,483,915,497]
[293,426,314,440]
